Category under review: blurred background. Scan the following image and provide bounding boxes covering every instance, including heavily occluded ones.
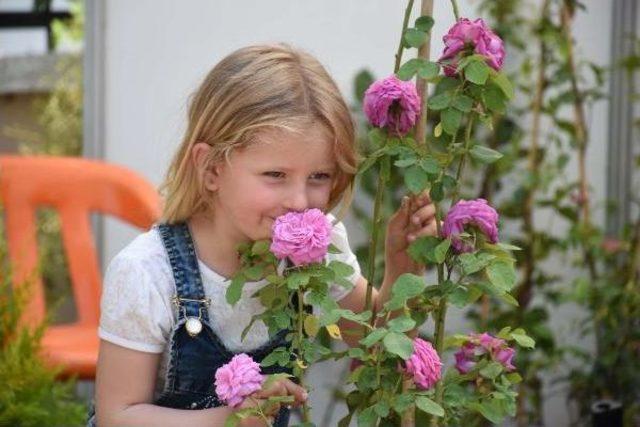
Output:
[0,0,638,426]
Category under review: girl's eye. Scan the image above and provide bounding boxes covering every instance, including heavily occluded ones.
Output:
[310,172,332,181]
[263,171,285,178]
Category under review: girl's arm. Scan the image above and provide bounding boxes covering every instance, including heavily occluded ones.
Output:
[95,340,306,427]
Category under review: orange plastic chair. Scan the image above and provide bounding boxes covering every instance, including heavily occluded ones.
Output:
[0,156,161,379]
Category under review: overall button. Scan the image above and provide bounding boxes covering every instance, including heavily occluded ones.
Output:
[185,317,203,337]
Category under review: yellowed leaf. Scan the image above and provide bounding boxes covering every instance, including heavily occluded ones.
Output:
[326,323,342,340]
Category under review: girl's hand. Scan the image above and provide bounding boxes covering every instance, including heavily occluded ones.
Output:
[385,190,438,278]
[237,378,308,426]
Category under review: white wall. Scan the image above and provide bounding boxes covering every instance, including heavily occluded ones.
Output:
[101,1,612,425]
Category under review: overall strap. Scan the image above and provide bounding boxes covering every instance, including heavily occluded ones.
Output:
[157,223,210,323]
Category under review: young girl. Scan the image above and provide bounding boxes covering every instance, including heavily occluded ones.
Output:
[91,43,437,427]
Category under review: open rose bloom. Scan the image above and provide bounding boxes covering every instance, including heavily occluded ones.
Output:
[442,198,499,253]
[405,338,442,390]
[214,354,265,408]
[363,75,421,136]
[270,208,332,266]
[439,18,505,77]
[454,332,516,375]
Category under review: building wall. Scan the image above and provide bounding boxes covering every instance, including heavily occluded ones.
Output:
[101,2,612,425]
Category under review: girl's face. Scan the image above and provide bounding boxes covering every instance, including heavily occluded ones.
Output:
[206,122,338,242]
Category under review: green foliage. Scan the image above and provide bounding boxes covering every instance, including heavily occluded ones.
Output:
[0,219,86,426]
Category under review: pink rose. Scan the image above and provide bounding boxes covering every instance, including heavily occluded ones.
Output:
[454,332,516,374]
[495,347,516,371]
[442,198,499,253]
[602,237,624,254]
[405,338,442,390]
[454,342,477,374]
[363,75,421,136]
[439,18,505,77]
[214,354,264,408]
[270,208,332,266]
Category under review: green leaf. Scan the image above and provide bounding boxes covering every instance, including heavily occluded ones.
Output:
[419,157,440,174]
[468,400,504,424]
[483,84,507,113]
[287,271,311,290]
[369,128,386,147]
[495,242,522,251]
[459,253,486,275]
[465,61,490,85]
[452,94,474,112]
[261,348,290,367]
[388,316,417,333]
[430,181,444,202]
[394,157,417,168]
[251,240,271,255]
[492,72,514,99]
[392,273,426,298]
[428,92,452,110]
[418,61,440,80]
[499,291,519,307]
[511,329,536,348]
[383,331,414,359]
[329,260,355,278]
[358,149,384,175]
[348,347,366,359]
[398,58,422,80]
[226,273,246,305]
[415,396,444,417]
[434,239,451,263]
[374,401,390,418]
[449,286,470,308]
[441,108,462,135]
[487,260,516,292]
[415,16,435,32]
[470,145,503,164]
[506,372,523,384]
[244,264,264,281]
[273,311,290,329]
[404,28,427,48]
[479,361,503,380]
[354,69,375,104]
[360,327,388,347]
[357,405,379,427]
[404,165,430,194]
[393,393,415,412]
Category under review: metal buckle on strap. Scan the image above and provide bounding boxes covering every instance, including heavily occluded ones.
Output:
[172,296,211,337]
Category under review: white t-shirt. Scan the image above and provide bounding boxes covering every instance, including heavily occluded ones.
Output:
[98,215,361,398]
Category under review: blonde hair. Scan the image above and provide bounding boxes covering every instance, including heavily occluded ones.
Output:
[160,43,358,224]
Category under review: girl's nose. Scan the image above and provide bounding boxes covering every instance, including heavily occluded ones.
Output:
[284,187,309,212]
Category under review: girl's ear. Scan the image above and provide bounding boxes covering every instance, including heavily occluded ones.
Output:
[191,142,221,192]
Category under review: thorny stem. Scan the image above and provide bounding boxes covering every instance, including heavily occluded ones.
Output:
[430,115,472,427]
[402,1,434,426]
[414,0,435,147]
[450,0,460,21]
[296,288,311,422]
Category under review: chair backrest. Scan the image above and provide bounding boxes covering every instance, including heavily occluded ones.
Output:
[0,156,161,327]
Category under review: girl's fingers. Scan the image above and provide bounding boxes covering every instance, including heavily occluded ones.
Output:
[410,203,436,226]
[256,378,307,406]
[278,378,308,404]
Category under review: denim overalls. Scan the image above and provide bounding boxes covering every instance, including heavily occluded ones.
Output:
[88,223,293,426]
